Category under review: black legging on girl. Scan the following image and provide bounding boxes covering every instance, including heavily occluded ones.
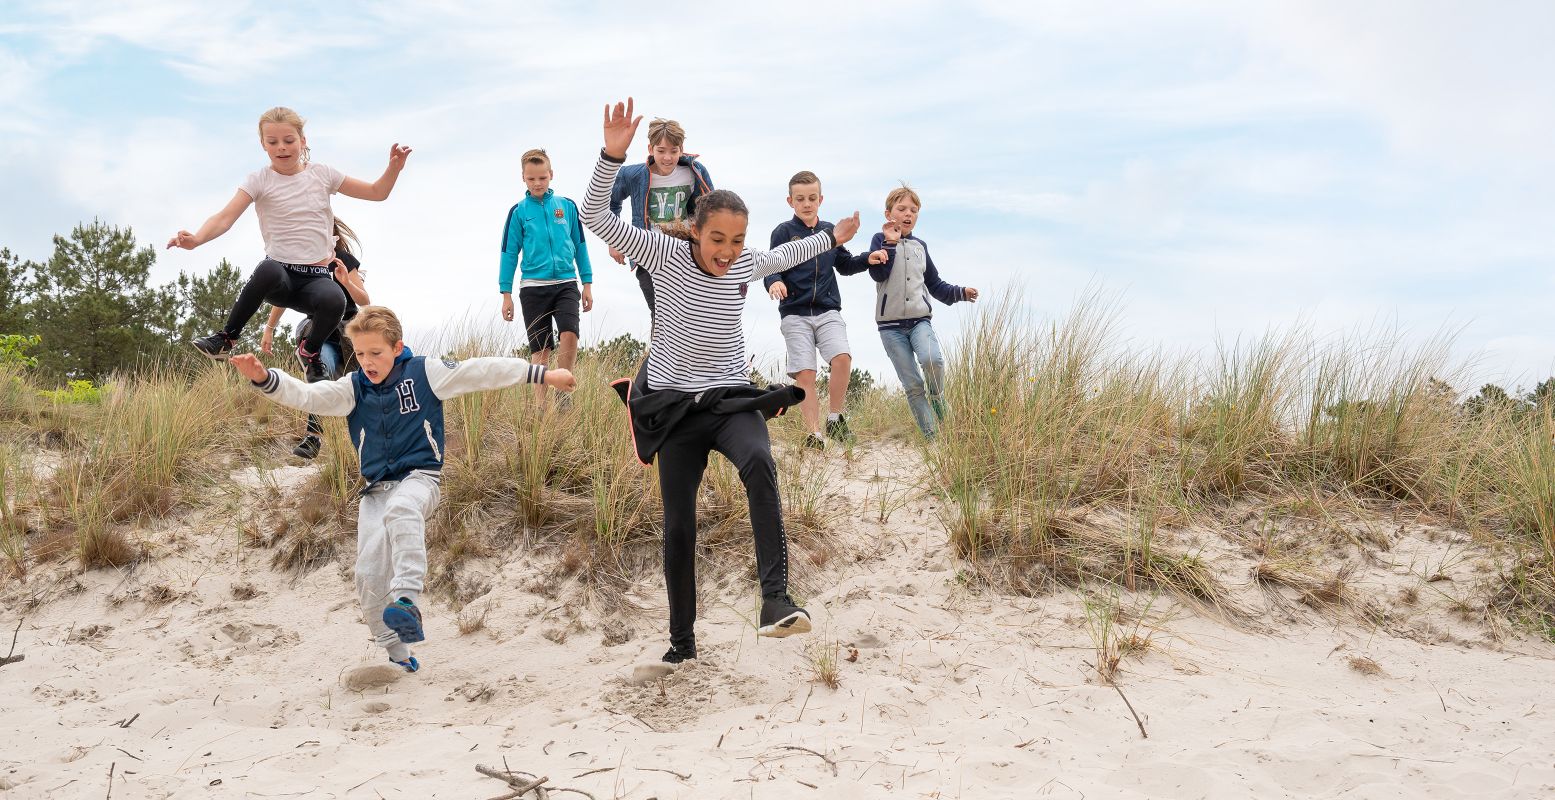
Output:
[656,408,788,653]
[223,259,347,352]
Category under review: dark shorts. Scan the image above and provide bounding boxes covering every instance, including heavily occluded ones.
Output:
[519,282,581,352]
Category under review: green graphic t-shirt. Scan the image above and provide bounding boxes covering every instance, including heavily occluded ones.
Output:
[647,165,695,226]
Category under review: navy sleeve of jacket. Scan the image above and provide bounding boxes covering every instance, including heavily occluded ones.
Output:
[867,232,893,283]
[834,244,872,276]
[921,241,966,305]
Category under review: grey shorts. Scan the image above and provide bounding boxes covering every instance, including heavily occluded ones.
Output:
[780,310,850,376]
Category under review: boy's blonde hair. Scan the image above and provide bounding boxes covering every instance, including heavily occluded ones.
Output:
[886,183,921,212]
[788,171,821,193]
[521,148,550,169]
[647,118,686,148]
[258,107,310,165]
[345,306,403,345]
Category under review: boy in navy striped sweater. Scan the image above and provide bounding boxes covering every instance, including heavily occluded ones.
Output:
[231,306,575,672]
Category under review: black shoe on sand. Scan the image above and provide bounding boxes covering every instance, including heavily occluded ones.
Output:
[292,435,321,460]
[758,594,812,638]
[662,644,697,664]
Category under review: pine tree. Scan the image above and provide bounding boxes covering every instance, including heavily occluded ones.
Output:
[27,220,174,381]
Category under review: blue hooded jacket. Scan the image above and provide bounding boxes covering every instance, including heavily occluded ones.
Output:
[347,346,445,486]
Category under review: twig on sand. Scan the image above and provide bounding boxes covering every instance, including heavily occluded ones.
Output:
[475,764,547,799]
[1,618,24,667]
[105,762,115,800]
[763,745,839,777]
[796,685,814,723]
[1111,682,1148,739]
[637,767,691,780]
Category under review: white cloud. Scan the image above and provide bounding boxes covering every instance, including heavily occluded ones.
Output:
[4,0,1554,389]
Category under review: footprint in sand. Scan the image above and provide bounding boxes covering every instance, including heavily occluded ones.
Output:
[629,662,676,685]
[358,701,391,714]
[341,664,403,692]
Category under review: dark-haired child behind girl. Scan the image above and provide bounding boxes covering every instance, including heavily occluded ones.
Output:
[259,218,370,458]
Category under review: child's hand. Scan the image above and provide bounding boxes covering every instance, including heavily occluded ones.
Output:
[965,287,980,302]
[769,282,788,301]
[581,284,594,312]
[231,353,269,383]
[387,143,413,171]
[544,368,577,393]
[167,230,198,250]
[609,246,626,265]
[832,212,862,246]
[332,262,351,284]
[868,249,890,265]
[260,327,274,354]
[602,98,643,160]
[501,293,515,322]
[881,222,902,245]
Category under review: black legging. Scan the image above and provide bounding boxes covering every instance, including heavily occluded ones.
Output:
[223,259,346,353]
[657,408,788,653]
[635,266,655,322]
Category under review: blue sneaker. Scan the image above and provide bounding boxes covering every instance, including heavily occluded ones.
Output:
[382,598,425,644]
[391,655,420,673]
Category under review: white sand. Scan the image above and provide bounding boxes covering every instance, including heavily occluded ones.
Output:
[1,446,1552,799]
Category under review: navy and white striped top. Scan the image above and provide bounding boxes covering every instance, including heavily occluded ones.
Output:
[582,153,836,392]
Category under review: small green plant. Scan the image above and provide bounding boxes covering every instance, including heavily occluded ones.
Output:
[41,379,105,404]
[804,638,842,689]
[0,334,40,368]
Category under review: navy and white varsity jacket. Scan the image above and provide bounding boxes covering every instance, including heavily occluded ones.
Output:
[252,346,547,487]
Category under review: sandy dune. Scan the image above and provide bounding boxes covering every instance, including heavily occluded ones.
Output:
[2,446,1552,799]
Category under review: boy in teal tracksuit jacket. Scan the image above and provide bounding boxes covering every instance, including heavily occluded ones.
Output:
[499,148,593,397]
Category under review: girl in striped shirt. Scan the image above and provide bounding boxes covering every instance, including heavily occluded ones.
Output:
[583,98,878,664]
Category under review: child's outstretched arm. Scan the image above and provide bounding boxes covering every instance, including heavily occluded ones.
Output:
[748,212,862,283]
[922,245,978,304]
[763,226,790,299]
[581,99,677,274]
[339,144,413,201]
[424,356,574,401]
[232,354,356,415]
[167,190,253,250]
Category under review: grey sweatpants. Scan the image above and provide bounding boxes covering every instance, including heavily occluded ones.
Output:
[355,470,440,661]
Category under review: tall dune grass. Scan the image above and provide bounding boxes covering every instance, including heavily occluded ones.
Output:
[932,292,1555,629]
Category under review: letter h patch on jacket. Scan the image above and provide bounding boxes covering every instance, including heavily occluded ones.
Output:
[396,379,422,414]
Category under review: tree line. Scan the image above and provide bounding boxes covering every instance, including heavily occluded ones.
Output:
[1,220,291,383]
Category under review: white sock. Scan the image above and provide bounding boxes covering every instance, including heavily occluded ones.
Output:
[827,412,841,422]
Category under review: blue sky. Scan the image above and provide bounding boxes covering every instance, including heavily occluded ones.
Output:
[3,1,1553,391]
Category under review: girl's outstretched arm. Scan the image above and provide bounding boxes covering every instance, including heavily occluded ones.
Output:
[339,144,413,201]
[580,98,678,274]
[747,212,861,282]
[167,189,253,250]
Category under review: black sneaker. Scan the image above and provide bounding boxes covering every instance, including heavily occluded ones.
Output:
[192,331,236,360]
[661,644,697,664]
[296,343,327,383]
[803,432,826,451]
[758,594,812,639]
[292,435,321,460]
[825,415,854,444]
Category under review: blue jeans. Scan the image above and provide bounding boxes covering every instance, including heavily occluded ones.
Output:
[304,340,345,438]
[879,320,946,437]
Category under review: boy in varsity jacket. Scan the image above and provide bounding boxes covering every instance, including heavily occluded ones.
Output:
[230,306,576,673]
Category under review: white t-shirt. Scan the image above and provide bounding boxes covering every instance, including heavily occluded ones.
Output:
[646,165,695,227]
[239,162,346,265]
